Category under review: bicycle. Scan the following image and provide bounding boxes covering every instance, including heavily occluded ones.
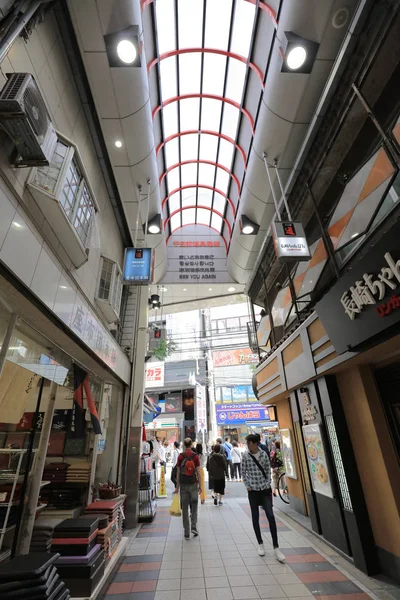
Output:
[277,472,290,504]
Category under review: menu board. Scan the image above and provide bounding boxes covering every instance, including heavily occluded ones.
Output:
[279,428,297,479]
[302,424,334,498]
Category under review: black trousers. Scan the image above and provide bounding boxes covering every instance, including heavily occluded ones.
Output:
[233,463,241,479]
[248,488,279,547]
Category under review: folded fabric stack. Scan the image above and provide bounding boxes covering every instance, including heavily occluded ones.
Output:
[30,517,65,554]
[0,483,21,504]
[0,552,70,600]
[43,463,69,485]
[40,487,80,511]
[93,518,112,561]
[66,463,91,483]
[84,500,120,523]
[55,543,105,598]
[51,518,99,557]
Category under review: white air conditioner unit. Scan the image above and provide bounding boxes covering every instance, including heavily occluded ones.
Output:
[0,72,57,167]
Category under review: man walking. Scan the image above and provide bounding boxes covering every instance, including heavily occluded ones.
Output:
[175,438,202,539]
[222,437,233,480]
[242,434,285,562]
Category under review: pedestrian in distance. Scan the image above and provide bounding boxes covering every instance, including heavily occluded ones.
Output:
[207,444,215,499]
[231,440,242,481]
[222,437,234,480]
[207,443,228,505]
[171,440,180,487]
[175,438,202,539]
[242,434,285,562]
[195,443,207,504]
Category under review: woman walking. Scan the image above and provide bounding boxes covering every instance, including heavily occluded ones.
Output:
[231,440,242,481]
[195,443,207,504]
[207,444,228,506]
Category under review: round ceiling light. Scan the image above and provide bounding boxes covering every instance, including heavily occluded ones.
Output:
[227,287,236,292]
[286,46,307,70]
[148,223,161,234]
[117,39,137,64]
[115,140,122,148]
[183,288,187,291]
[242,224,255,235]
[208,288,212,291]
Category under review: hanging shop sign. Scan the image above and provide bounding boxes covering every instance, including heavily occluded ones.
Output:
[279,428,297,479]
[145,361,164,388]
[303,424,334,498]
[123,248,154,284]
[216,403,271,425]
[212,348,258,367]
[316,222,400,354]
[195,384,207,433]
[271,221,311,262]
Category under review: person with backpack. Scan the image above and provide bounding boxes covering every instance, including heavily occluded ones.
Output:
[175,438,202,539]
[242,434,285,563]
[207,444,228,505]
[270,440,284,496]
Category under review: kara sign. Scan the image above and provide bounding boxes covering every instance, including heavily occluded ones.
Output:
[123,248,153,283]
[271,221,311,262]
[216,403,271,425]
[316,222,400,354]
[145,362,164,388]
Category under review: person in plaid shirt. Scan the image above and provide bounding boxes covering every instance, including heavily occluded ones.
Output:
[242,434,285,562]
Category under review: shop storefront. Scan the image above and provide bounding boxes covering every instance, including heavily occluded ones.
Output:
[253,222,400,582]
[216,402,277,442]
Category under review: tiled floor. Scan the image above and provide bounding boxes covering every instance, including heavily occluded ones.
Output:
[104,498,375,600]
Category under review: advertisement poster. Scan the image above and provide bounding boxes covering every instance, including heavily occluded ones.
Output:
[123,248,153,284]
[231,385,248,401]
[165,393,182,413]
[302,424,334,498]
[183,389,195,420]
[279,429,297,479]
[196,385,207,433]
[145,362,164,388]
[213,348,258,367]
[216,403,271,425]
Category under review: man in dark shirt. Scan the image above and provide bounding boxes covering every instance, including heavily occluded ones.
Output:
[175,438,202,539]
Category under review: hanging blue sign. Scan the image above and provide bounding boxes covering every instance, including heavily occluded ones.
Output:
[216,403,271,425]
[123,248,153,284]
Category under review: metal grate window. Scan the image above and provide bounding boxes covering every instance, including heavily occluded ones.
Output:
[294,420,311,494]
[98,258,113,301]
[61,159,82,218]
[35,139,68,194]
[74,183,94,245]
[325,414,353,511]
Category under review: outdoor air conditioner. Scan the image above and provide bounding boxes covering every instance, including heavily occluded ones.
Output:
[0,72,57,167]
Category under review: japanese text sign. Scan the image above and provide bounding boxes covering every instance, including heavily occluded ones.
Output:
[213,348,258,367]
[145,361,165,388]
[216,403,271,425]
[316,222,400,354]
[271,221,311,262]
[123,248,153,284]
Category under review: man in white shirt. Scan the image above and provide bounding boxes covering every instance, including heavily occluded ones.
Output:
[242,433,285,562]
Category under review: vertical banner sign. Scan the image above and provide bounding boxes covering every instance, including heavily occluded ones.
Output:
[196,384,207,433]
[145,362,165,388]
[123,248,153,283]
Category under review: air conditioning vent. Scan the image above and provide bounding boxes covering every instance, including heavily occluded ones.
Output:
[0,72,57,167]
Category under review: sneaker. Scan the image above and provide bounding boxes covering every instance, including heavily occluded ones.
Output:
[218,501,223,506]
[191,528,199,537]
[184,534,190,540]
[274,548,285,563]
[258,544,265,556]
[214,497,217,506]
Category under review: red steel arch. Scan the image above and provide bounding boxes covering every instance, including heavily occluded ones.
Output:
[162,184,236,215]
[148,48,264,89]
[164,205,232,237]
[159,160,241,195]
[156,130,247,168]
[166,224,228,253]
[152,93,255,134]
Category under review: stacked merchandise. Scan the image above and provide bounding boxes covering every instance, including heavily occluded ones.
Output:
[52,518,104,598]
[138,455,156,521]
[0,483,21,504]
[84,500,124,559]
[0,552,70,600]
[43,463,69,484]
[79,514,112,562]
[29,517,65,554]
[39,487,81,513]
[0,506,18,530]
[66,463,91,483]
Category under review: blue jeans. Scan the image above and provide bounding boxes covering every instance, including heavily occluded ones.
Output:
[248,488,279,547]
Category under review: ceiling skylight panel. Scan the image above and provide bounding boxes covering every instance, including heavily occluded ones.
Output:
[199,135,218,162]
[212,192,226,214]
[211,213,223,233]
[202,55,227,97]
[215,169,230,193]
[204,0,233,50]
[178,0,203,49]
[182,207,196,226]
[181,163,198,187]
[182,188,197,207]
[162,103,179,137]
[167,169,180,192]
[180,98,200,131]
[230,1,255,57]
[155,0,177,54]
[170,213,181,232]
[198,190,213,208]
[221,104,240,139]
[179,54,202,95]
[225,60,247,103]
[200,98,222,131]
[197,208,211,226]
[198,163,216,187]
[168,192,181,213]
[165,139,180,168]
[159,57,178,100]
[217,139,235,168]
[180,133,199,160]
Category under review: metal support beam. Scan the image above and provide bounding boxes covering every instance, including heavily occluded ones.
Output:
[0,313,17,377]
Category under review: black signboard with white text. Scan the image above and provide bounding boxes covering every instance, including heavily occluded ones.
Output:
[316,221,400,354]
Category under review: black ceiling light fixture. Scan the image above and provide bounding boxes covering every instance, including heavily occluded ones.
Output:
[104,25,141,68]
[240,215,259,235]
[149,294,161,309]
[281,32,319,74]
[143,214,162,234]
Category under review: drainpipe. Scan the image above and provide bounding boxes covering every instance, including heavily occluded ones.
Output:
[0,1,44,64]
